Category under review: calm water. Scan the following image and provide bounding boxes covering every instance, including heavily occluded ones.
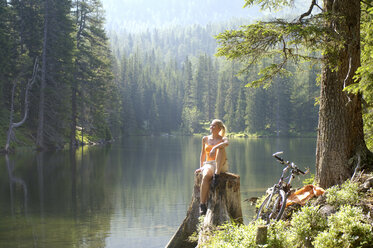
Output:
[0,136,316,248]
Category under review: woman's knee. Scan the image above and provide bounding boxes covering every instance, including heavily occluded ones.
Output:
[202,169,213,181]
[216,148,224,161]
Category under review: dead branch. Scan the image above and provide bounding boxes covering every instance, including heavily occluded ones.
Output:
[5,57,39,153]
[299,0,323,22]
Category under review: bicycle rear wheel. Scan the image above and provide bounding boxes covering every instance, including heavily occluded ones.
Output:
[255,189,287,224]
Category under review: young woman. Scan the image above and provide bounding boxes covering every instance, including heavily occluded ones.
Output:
[194,119,229,215]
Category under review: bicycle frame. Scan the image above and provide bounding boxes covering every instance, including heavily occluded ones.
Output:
[256,152,307,224]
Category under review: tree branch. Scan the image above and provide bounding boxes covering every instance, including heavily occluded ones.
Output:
[299,0,322,22]
[5,57,39,153]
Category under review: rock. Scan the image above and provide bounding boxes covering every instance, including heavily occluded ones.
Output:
[312,193,327,206]
[363,177,373,189]
[319,204,336,217]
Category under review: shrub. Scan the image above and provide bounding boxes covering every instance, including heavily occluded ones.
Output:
[326,179,360,207]
[201,222,257,248]
[267,220,292,248]
[302,173,315,185]
[313,205,373,248]
[289,205,327,247]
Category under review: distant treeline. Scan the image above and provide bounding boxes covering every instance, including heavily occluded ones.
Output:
[111,23,320,136]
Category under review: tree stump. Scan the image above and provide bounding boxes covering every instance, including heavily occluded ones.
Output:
[166,172,242,248]
[255,225,267,245]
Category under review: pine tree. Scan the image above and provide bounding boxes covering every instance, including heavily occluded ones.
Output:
[234,86,246,132]
[71,0,114,146]
[37,0,74,149]
[216,0,373,187]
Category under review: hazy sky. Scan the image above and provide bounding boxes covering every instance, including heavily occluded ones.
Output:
[101,0,262,32]
[101,0,305,33]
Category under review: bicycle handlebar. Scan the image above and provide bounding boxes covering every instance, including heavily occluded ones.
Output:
[297,168,306,175]
[272,151,285,163]
[272,151,307,175]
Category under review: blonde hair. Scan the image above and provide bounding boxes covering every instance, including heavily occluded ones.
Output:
[212,119,227,137]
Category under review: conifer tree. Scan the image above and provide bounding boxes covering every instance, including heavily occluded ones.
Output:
[37,0,74,149]
[216,0,373,187]
[71,0,114,146]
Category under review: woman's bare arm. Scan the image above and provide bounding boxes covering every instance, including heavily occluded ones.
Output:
[195,136,207,174]
[210,137,229,154]
[200,136,207,167]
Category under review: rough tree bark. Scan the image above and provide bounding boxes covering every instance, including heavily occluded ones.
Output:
[5,58,39,153]
[316,0,373,188]
[166,172,242,248]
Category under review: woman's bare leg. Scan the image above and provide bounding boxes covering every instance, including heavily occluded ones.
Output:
[215,148,224,174]
[200,166,213,204]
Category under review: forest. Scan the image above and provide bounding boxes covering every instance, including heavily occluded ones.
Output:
[1,0,115,150]
[0,0,372,152]
[109,24,320,136]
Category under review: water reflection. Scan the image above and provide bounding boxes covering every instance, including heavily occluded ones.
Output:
[0,137,316,248]
[1,149,113,248]
[5,154,28,215]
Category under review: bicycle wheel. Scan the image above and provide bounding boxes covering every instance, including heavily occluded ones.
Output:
[255,189,287,224]
[255,193,273,223]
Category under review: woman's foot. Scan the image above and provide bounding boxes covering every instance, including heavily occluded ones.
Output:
[199,203,207,215]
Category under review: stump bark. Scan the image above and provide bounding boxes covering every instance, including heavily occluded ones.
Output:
[255,225,267,245]
[166,172,242,248]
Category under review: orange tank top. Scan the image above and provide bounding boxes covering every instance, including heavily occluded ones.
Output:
[205,143,221,161]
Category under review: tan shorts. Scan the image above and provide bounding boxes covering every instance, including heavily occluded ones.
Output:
[202,160,229,173]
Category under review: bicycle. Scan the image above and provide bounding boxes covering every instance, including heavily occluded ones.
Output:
[255,151,308,224]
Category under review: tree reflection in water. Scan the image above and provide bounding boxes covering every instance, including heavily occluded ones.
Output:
[0,137,316,248]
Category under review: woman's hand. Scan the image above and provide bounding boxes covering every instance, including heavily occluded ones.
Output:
[210,147,216,156]
[195,167,202,174]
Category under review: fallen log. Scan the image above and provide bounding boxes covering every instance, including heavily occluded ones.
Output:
[166,172,242,248]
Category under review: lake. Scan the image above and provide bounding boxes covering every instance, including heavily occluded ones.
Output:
[0,136,316,248]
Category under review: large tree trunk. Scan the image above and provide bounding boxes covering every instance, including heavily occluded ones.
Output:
[316,0,373,188]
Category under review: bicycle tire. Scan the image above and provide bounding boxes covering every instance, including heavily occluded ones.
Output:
[271,189,287,222]
[255,189,287,224]
[255,193,272,223]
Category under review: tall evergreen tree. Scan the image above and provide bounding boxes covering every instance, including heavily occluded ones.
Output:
[345,1,373,150]
[214,66,227,120]
[245,87,268,133]
[291,63,319,133]
[234,86,246,132]
[71,0,114,146]
[37,0,74,149]
[0,2,16,111]
[216,0,373,187]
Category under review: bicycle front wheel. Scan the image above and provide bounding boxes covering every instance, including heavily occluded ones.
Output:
[255,189,287,224]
